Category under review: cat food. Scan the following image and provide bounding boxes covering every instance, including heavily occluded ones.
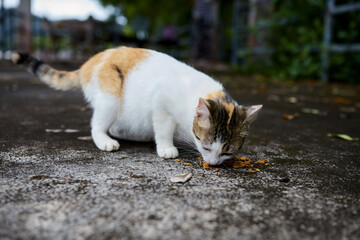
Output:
[224,156,252,168]
[200,161,211,170]
[183,162,191,166]
[198,156,270,172]
[254,159,268,165]
[203,163,211,170]
[175,159,181,162]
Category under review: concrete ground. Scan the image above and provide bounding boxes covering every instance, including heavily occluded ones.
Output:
[0,60,359,240]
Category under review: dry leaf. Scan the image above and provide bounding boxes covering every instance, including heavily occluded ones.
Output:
[268,95,280,102]
[78,136,92,141]
[45,129,62,133]
[285,97,298,104]
[46,129,79,133]
[327,133,358,141]
[339,107,356,113]
[170,172,192,183]
[302,108,320,114]
[332,97,351,104]
[64,129,79,133]
[282,113,299,120]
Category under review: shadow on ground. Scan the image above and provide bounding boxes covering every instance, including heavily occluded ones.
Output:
[0,60,359,240]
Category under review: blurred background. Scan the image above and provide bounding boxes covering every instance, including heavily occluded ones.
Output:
[0,0,359,83]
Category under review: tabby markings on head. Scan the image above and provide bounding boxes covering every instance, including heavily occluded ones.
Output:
[205,90,239,136]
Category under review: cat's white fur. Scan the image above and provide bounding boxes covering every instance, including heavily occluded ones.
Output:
[84,49,224,159]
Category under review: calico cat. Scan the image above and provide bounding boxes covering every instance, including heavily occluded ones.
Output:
[12,47,262,165]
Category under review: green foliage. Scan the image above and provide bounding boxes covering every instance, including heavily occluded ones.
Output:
[253,0,360,82]
[266,0,325,80]
[100,0,192,35]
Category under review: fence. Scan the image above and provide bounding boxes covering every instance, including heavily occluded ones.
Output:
[231,0,272,66]
[232,0,360,82]
[321,0,360,82]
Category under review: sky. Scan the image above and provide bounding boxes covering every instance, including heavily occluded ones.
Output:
[3,0,115,21]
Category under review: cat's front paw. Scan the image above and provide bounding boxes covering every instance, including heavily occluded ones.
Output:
[95,139,120,152]
[157,146,179,159]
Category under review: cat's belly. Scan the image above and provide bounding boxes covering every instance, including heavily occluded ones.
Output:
[110,111,155,140]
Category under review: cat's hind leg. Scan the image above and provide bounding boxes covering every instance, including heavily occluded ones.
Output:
[91,95,120,151]
[152,111,179,158]
[109,123,154,142]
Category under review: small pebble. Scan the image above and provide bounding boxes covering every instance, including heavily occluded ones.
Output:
[279,177,290,183]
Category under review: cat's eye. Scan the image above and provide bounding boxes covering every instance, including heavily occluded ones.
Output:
[221,153,232,157]
[203,147,211,152]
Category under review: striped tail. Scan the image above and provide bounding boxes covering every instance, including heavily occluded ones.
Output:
[11,53,81,90]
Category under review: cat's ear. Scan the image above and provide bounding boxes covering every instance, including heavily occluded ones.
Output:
[245,105,262,123]
[196,98,211,128]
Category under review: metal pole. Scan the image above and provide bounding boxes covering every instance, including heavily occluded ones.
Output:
[231,0,240,65]
[0,0,4,56]
[321,0,334,83]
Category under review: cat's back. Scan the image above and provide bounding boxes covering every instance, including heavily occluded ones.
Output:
[81,46,222,103]
[127,48,222,93]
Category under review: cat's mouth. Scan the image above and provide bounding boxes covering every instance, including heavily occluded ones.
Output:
[204,158,224,166]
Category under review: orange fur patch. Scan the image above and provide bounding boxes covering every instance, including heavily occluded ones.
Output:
[97,47,150,98]
[205,90,225,100]
[222,101,235,131]
[80,51,105,86]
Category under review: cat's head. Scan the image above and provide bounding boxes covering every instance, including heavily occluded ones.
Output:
[192,98,262,165]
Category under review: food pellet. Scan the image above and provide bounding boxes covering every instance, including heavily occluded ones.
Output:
[175,159,181,162]
[249,170,256,173]
[203,162,210,170]
[183,162,191,166]
[265,163,270,166]
[254,159,268,165]
[214,168,220,172]
[256,168,260,172]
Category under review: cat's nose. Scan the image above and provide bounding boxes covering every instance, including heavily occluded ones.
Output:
[207,159,220,166]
